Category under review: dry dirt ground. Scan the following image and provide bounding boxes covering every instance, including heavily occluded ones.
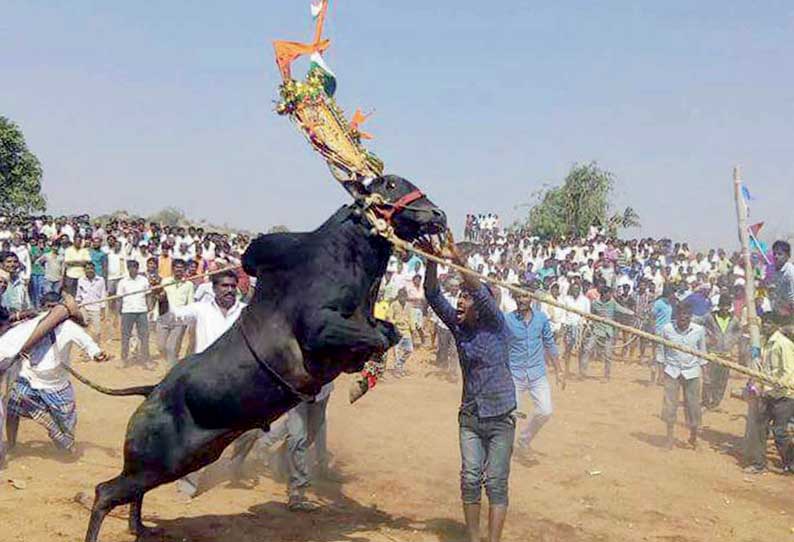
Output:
[1,331,793,542]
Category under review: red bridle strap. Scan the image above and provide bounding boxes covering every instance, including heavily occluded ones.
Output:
[373,189,425,222]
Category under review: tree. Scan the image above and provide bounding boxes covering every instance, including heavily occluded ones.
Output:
[522,162,640,239]
[147,207,186,228]
[525,185,568,240]
[0,116,46,215]
[267,225,290,234]
[606,206,641,237]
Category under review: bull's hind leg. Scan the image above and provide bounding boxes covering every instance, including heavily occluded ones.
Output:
[84,475,141,542]
[129,494,162,540]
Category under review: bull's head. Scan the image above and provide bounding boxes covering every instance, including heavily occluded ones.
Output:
[349,175,447,242]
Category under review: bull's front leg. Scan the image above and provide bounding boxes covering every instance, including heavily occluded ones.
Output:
[374,319,400,349]
[304,309,393,360]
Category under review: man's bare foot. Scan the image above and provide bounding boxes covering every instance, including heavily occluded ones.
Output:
[688,430,698,450]
[665,425,675,451]
[228,477,258,490]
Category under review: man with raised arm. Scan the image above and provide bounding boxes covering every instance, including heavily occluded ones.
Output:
[1,294,108,465]
[421,238,516,542]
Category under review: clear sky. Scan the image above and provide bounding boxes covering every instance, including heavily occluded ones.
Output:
[2,1,793,248]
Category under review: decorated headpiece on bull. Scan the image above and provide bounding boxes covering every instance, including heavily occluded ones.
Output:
[272,0,446,243]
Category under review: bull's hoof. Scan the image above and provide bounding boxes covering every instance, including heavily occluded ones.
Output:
[348,378,369,404]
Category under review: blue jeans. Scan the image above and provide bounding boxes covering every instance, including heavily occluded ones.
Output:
[395,335,413,371]
[459,411,515,506]
[29,274,45,308]
[512,374,552,448]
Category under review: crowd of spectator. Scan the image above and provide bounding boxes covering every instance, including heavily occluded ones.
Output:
[0,213,253,368]
[382,218,794,397]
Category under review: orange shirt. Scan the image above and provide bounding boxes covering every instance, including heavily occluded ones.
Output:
[158,255,173,279]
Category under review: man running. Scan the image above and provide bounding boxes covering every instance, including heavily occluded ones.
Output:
[504,293,562,459]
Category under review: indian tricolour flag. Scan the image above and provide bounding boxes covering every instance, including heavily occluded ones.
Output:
[308,0,336,96]
[309,52,336,97]
[311,0,327,19]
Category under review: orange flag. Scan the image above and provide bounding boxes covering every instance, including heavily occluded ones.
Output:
[273,0,330,81]
[350,109,374,140]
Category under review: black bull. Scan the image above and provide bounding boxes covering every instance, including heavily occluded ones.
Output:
[83,175,446,542]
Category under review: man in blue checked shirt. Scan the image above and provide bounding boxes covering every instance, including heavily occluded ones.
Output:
[504,293,562,458]
[422,239,516,542]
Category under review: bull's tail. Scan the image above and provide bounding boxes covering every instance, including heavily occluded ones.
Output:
[63,364,155,397]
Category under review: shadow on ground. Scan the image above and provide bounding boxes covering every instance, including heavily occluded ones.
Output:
[145,462,421,542]
[9,438,119,465]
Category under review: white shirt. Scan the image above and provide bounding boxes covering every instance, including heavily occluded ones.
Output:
[200,242,216,261]
[653,271,665,291]
[581,265,594,283]
[60,224,75,241]
[562,294,591,326]
[0,316,102,390]
[76,276,107,312]
[173,247,193,261]
[541,299,566,332]
[170,298,247,353]
[176,235,194,248]
[193,281,214,304]
[41,223,57,239]
[104,248,125,280]
[117,275,151,313]
[557,275,570,298]
[11,245,31,280]
[498,286,517,313]
[130,249,150,271]
[386,256,399,274]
